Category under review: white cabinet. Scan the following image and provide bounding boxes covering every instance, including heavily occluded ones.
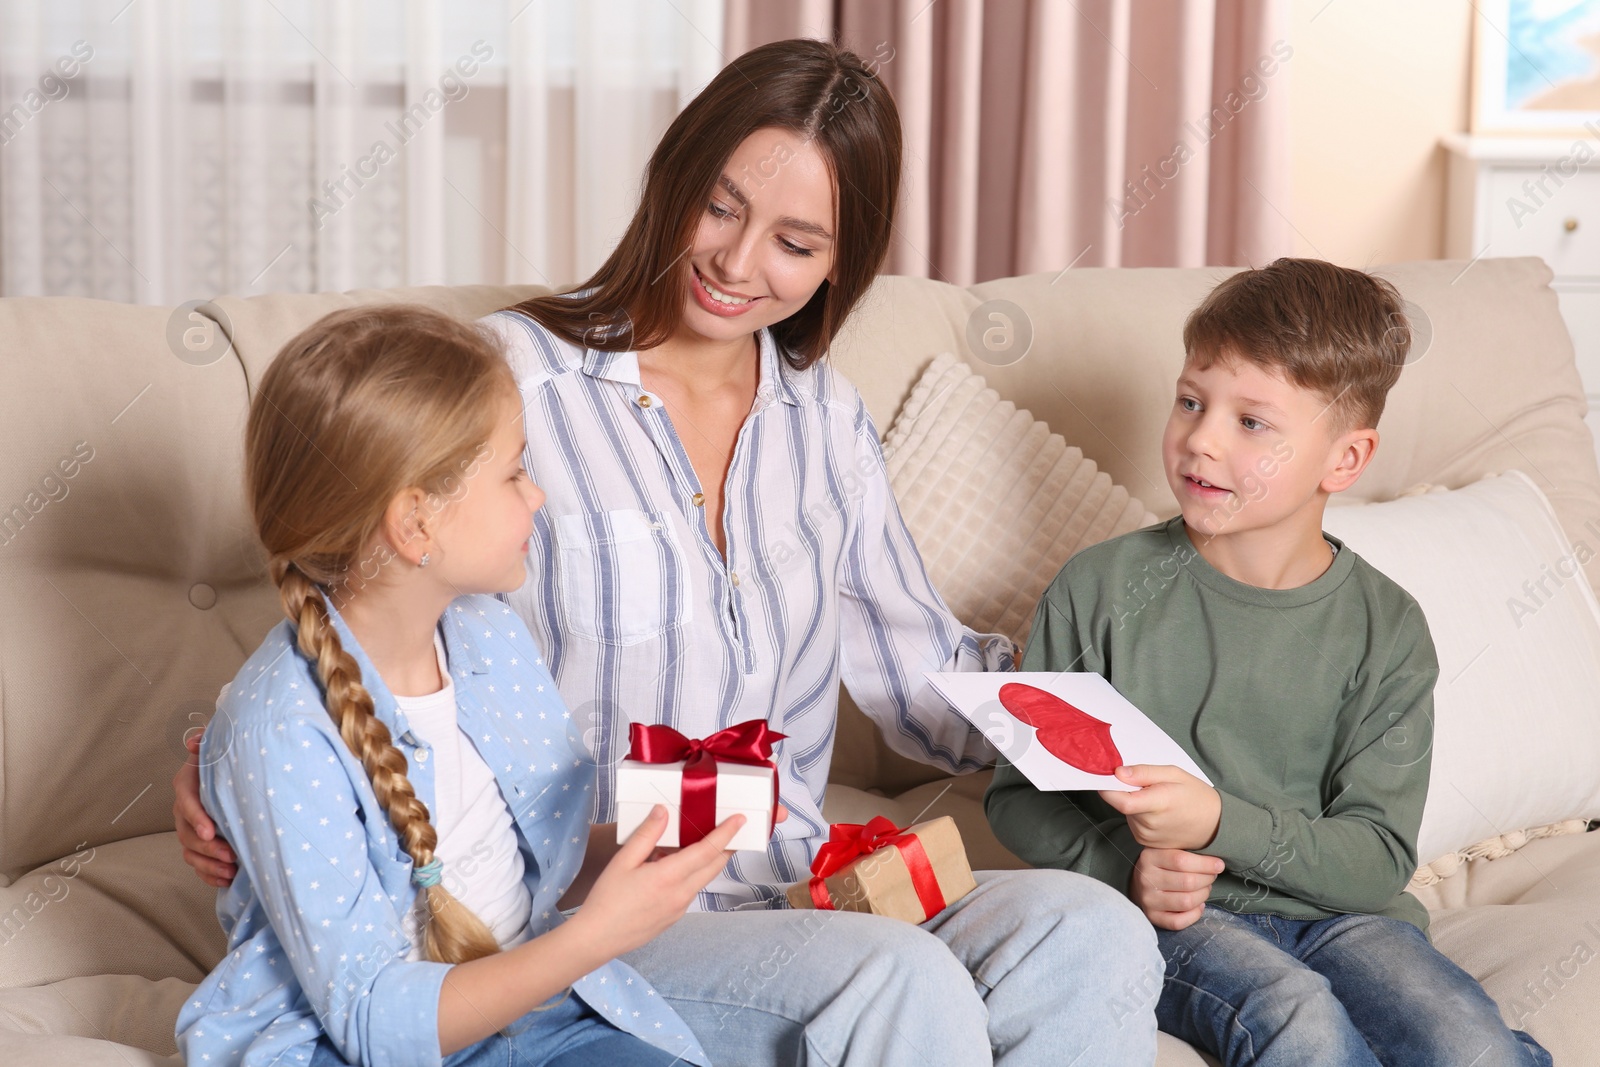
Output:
[1443,133,1600,464]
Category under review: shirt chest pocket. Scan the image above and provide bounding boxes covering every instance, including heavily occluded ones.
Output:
[553,508,692,645]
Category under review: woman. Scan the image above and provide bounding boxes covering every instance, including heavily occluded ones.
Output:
[177,38,1161,1065]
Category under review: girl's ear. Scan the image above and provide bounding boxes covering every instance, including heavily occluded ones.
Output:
[382,487,431,564]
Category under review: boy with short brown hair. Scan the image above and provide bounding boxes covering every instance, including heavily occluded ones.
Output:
[986,258,1550,1065]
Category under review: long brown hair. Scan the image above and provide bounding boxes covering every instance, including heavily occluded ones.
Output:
[508,37,903,370]
[246,304,516,971]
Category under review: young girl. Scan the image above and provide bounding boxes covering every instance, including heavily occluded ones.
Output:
[174,304,743,1067]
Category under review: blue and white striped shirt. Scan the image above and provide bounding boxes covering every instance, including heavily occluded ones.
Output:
[482,309,1015,909]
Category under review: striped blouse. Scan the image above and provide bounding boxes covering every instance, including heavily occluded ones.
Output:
[481,308,1015,910]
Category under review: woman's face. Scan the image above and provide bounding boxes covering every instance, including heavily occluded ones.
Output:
[678,126,839,345]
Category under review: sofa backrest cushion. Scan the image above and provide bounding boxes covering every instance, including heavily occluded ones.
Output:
[830,258,1600,593]
[4,259,1594,875]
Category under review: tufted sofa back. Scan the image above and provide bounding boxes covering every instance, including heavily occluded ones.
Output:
[1,258,1593,881]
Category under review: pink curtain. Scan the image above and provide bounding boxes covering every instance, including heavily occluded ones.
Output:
[725,0,1292,284]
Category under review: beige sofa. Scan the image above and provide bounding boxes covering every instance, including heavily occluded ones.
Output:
[0,257,1595,1065]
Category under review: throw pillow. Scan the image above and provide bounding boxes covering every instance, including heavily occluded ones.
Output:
[882,353,1157,644]
[1323,471,1600,865]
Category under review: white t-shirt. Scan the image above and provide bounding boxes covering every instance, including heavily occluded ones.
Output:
[396,631,533,960]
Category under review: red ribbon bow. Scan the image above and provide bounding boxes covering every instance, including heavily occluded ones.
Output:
[626,719,786,847]
[806,816,946,920]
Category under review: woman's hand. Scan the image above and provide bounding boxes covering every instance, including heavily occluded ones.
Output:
[174,729,237,887]
[567,805,744,959]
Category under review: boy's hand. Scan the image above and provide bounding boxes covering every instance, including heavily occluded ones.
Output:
[1129,848,1225,930]
[1098,764,1222,851]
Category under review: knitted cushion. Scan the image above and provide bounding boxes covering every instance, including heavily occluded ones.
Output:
[883,353,1157,644]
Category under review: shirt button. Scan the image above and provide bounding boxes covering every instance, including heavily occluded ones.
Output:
[415,748,429,762]
[730,571,740,587]
[691,492,705,507]
[636,395,652,408]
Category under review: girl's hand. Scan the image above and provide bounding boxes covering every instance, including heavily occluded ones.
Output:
[648,801,789,859]
[568,804,744,959]
[174,730,238,887]
[562,803,787,908]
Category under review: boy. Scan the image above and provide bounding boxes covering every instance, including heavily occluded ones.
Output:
[985,259,1550,1066]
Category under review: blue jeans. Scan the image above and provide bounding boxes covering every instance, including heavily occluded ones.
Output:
[1156,905,1552,1067]
[305,990,680,1067]
[621,868,1164,1066]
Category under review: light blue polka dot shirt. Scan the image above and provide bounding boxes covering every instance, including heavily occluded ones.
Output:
[174,592,709,1067]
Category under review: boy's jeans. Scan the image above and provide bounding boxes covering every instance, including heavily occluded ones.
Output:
[1156,904,1552,1067]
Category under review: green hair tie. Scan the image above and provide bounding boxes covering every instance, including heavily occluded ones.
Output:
[411,859,443,889]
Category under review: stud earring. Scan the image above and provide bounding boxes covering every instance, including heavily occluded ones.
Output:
[418,552,431,568]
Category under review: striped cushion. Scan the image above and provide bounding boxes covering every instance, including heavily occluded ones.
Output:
[883,354,1157,644]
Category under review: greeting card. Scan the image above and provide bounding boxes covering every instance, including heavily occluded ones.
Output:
[925,672,1211,792]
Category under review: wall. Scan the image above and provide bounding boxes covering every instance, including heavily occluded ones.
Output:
[1287,0,1474,265]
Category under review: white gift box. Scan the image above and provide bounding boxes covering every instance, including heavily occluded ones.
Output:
[614,759,775,852]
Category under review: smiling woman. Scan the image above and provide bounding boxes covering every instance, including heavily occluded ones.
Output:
[506,39,895,370]
[684,127,840,329]
[480,38,1163,1065]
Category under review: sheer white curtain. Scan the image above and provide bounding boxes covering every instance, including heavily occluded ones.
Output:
[0,0,723,303]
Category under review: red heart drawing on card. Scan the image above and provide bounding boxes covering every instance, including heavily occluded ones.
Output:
[998,682,1123,775]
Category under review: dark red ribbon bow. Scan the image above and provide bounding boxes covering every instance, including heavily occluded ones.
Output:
[626,719,786,847]
[806,815,946,919]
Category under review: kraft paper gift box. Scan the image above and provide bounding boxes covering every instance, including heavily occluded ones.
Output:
[785,815,978,922]
[614,759,776,853]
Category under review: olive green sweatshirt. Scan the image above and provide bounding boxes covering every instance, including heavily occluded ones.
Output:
[985,517,1437,932]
